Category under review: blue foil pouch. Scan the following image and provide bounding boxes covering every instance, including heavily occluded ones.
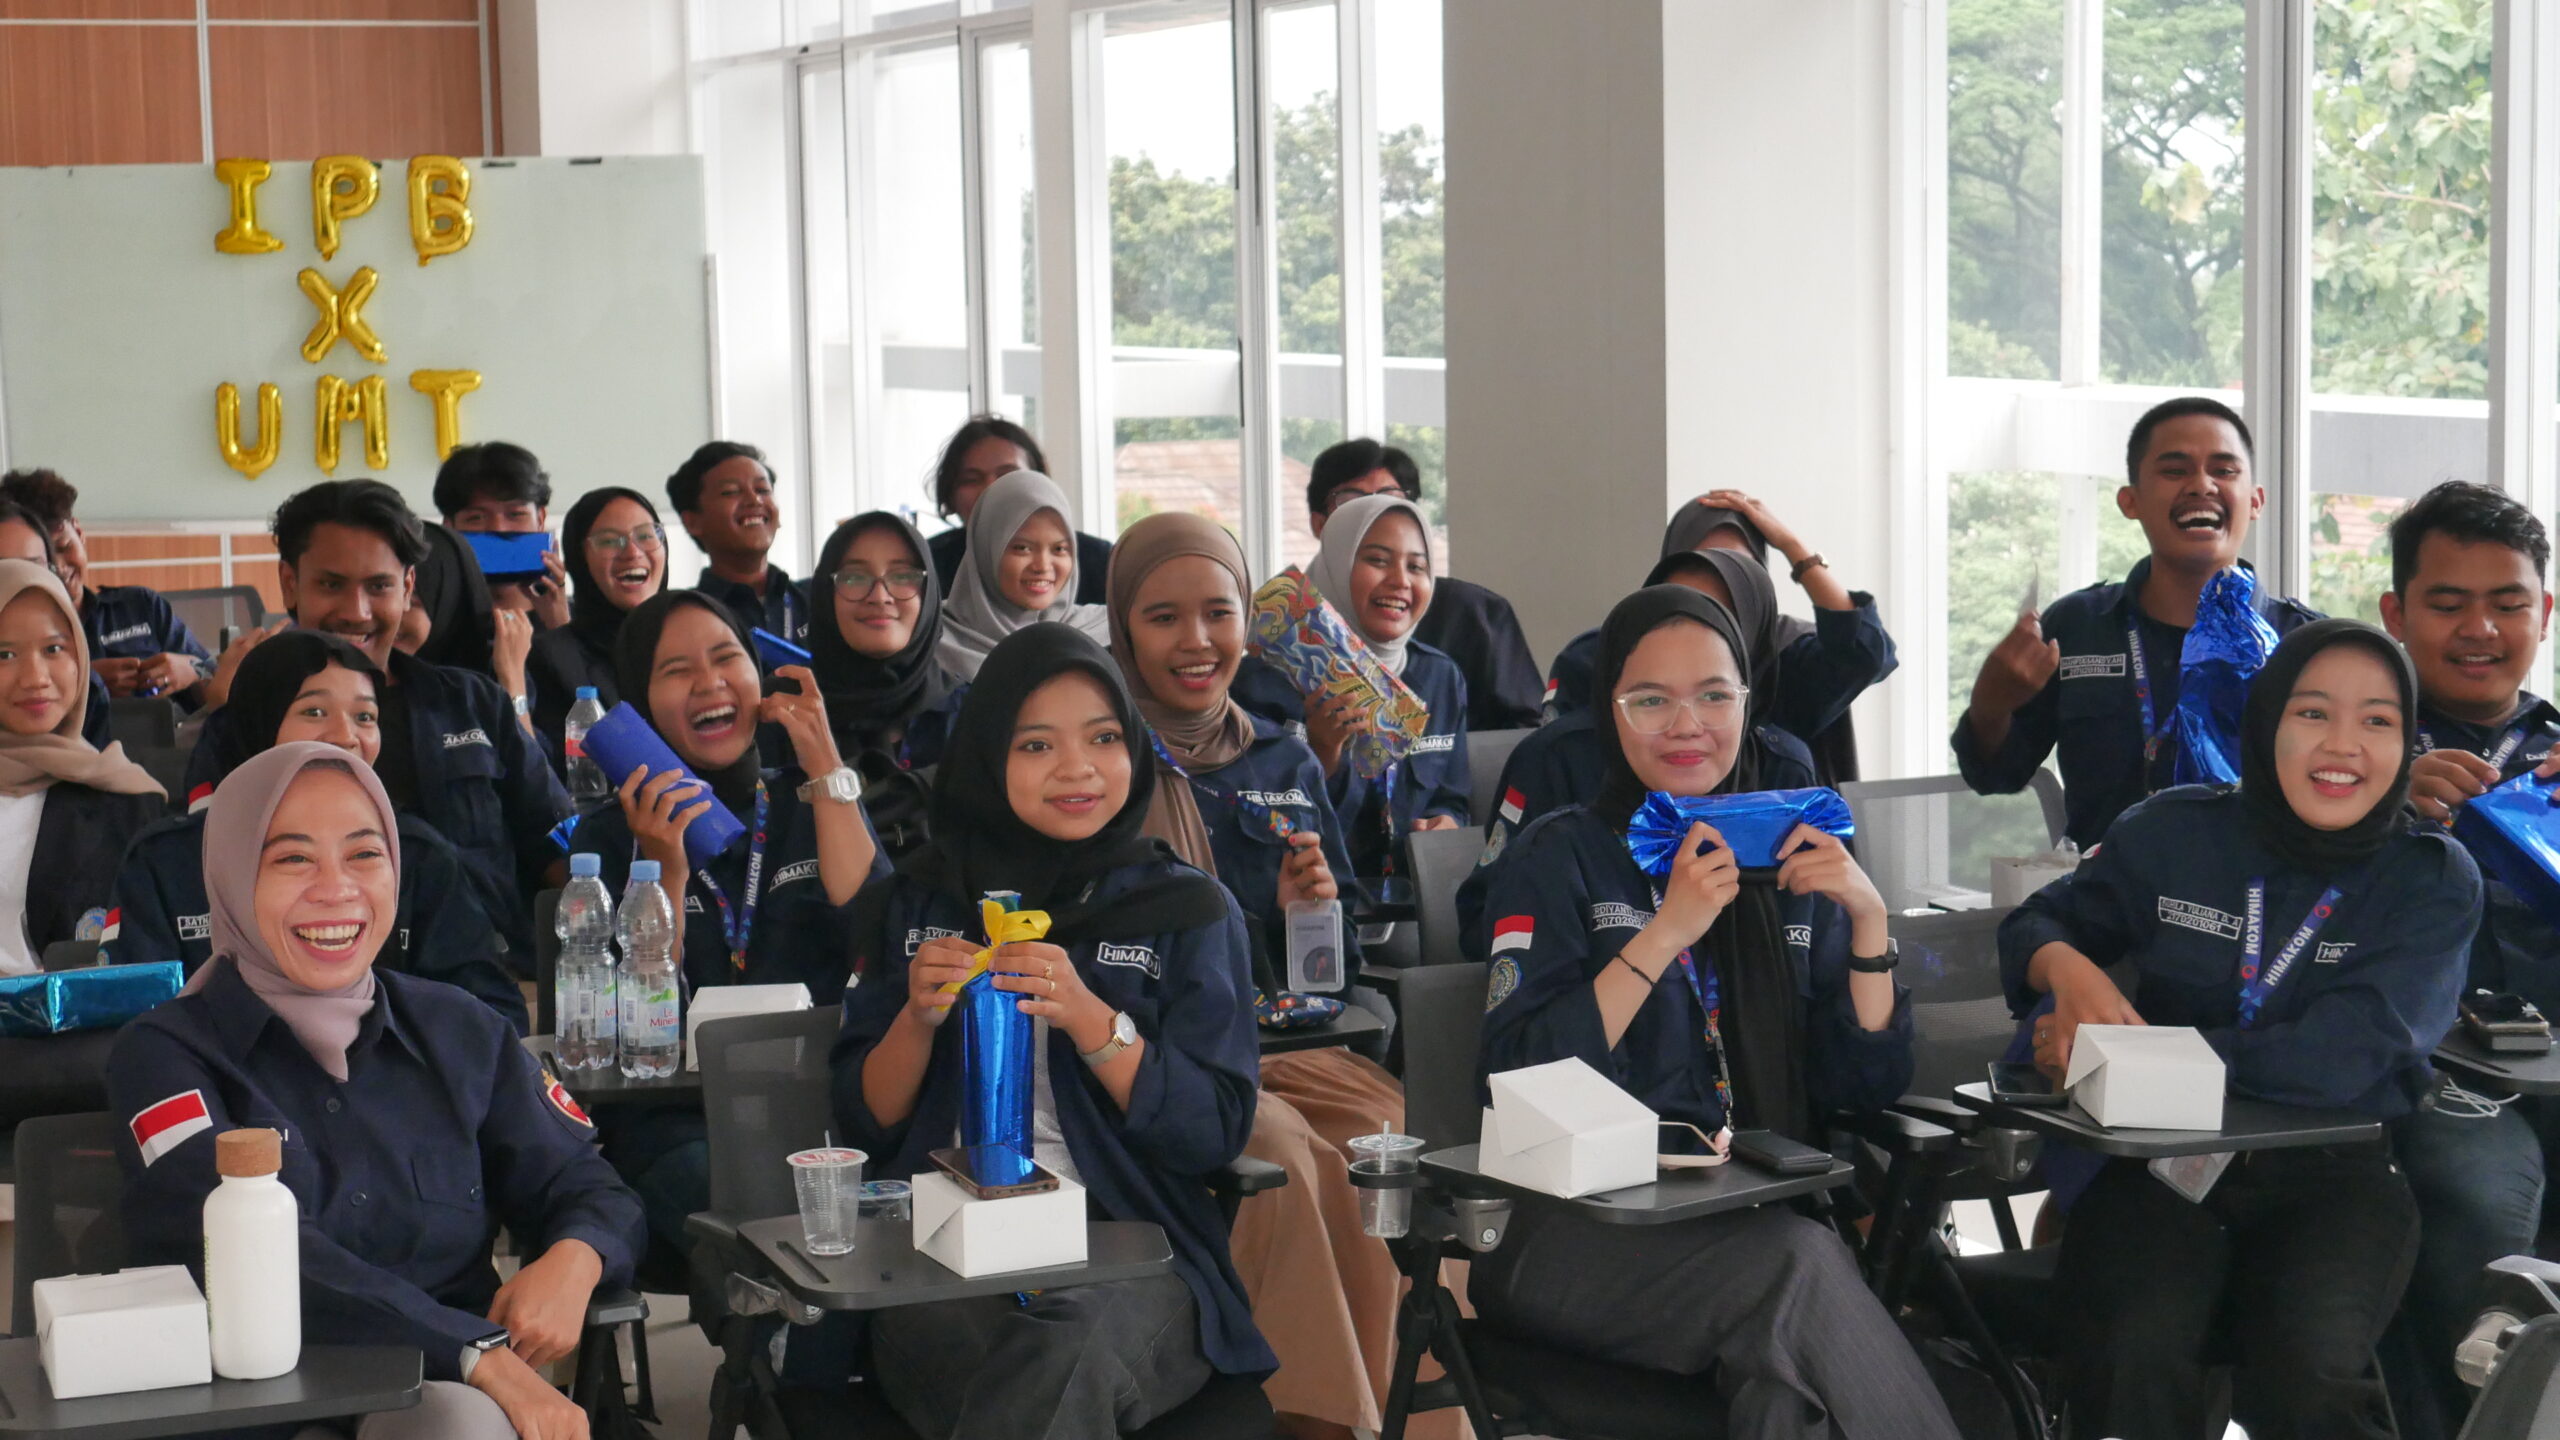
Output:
[2455,770,2560,930]
[582,702,748,871]
[0,961,183,1037]
[1625,788,1856,875]
[2172,568,2279,788]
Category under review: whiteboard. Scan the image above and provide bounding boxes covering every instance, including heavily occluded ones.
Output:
[0,156,712,524]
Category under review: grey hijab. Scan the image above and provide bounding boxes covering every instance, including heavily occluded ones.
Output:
[935,470,1110,679]
[1305,493,1433,675]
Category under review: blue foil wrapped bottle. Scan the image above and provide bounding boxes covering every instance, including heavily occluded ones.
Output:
[2172,567,2280,787]
[959,891,1037,1185]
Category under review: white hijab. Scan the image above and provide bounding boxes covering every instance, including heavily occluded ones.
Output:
[1305,493,1433,675]
[935,470,1111,679]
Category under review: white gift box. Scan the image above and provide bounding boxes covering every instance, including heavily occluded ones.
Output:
[684,983,811,1070]
[1476,1057,1658,1199]
[35,1266,213,1399]
[1991,852,2080,909]
[911,1170,1088,1278]
[2064,1024,2227,1131]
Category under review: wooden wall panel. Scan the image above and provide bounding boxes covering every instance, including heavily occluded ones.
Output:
[0,2,193,19]
[211,0,478,21]
[209,24,484,160]
[0,25,200,166]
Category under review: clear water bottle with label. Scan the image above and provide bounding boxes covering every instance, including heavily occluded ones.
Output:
[564,686,609,803]
[555,851,617,1070]
[617,859,682,1079]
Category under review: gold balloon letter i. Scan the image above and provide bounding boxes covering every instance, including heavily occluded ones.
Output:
[213,159,283,255]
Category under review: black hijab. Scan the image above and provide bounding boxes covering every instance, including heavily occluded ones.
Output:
[808,511,951,758]
[561,487,663,652]
[1660,502,1769,568]
[905,624,1227,945]
[615,589,764,817]
[1653,547,1782,711]
[213,631,386,782]
[1590,584,1807,1139]
[408,522,496,676]
[2238,619,2420,876]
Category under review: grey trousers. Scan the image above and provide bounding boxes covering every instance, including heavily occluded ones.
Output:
[870,1274,1215,1440]
[1468,1202,1963,1440]
[291,1379,516,1440]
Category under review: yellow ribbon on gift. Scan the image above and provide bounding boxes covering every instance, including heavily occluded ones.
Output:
[938,900,1054,993]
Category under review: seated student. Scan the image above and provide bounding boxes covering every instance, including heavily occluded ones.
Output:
[924,415,1112,605]
[1106,514,1409,1435]
[1956,396,2319,847]
[1308,439,1543,731]
[1233,494,1470,876]
[526,486,668,758]
[934,469,1112,683]
[190,481,572,964]
[1,468,214,708]
[670,440,807,643]
[807,511,951,859]
[0,559,166,973]
[2003,620,2476,1440]
[2370,481,2560,1439]
[1548,488,1897,784]
[833,624,1271,1439]
[0,500,113,751]
[108,631,525,1031]
[570,590,887,1255]
[433,441,571,632]
[404,522,537,747]
[110,743,646,1440]
[1471,585,1956,1438]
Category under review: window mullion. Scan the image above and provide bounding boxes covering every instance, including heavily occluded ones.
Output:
[1338,0,1384,440]
[2242,0,2314,601]
[1235,0,1284,577]
[2058,0,2103,388]
[2491,0,2560,523]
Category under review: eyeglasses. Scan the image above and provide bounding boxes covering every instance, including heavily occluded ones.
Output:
[834,567,930,601]
[586,525,666,554]
[1613,686,1750,735]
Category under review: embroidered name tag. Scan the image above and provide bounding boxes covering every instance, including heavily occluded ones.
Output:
[904,926,962,956]
[685,895,705,914]
[2158,897,2242,940]
[1409,734,1456,755]
[1094,943,1160,978]
[2316,942,2355,964]
[1235,788,1312,808]
[441,728,492,750]
[1587,902,1650,932]
[1785,925,1812,947]
[177,914,210,941]
[771,859,819,888]
[2060,653,2127,681]
[100,624,153,646]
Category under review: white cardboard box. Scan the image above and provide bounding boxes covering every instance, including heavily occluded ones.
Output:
[1991,852,2080,909]
[911,1169,1089,1278]
[35,1266,212,1399]
[1476,1057,1658,1199]
[684,983,811,1071]
[2064,1024,2227,1131]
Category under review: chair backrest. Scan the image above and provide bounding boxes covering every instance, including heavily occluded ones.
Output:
[1397,962,1489,1151]
[128,745,188,814]
[40,940,100,972]
[532,888,561,1034]
[697,1007,844,1221]
[2459,1313,2560,1439]
[12,1112,129,1337]
[106,697,180,752]
[159,586,269,648]
[1840,771,2065,914]
[1465,728,1533,825]
[1408,826,1484,971]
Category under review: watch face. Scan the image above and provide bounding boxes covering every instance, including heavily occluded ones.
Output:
[1114,1011,1139,1046]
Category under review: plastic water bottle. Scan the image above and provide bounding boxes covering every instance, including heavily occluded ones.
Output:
[204,1128,298,1380]
[564,686,610,803]
[556,852,617,1070]
[617,860,682,1079]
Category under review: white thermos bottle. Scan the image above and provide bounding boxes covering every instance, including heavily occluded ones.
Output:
[205,1128,300,1380]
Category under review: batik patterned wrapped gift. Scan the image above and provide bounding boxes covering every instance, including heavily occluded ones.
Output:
[2172,567,2280,787]
[0,961,183,1037]
[2456,771,2560,931]
[1245,567,1429,780]
[1624,788,1857,874]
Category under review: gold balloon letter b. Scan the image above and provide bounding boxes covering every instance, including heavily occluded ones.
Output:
[314,375,390,474]
[310,156,379,262]
[407,156,474,267]
[214,382,283,479]
[213,159,283,255]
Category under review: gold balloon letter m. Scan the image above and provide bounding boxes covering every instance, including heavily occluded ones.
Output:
[314,375,389,475]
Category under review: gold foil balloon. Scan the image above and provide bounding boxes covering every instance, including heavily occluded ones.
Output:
[309,157,380,262]
[406,156,474,267]
[408,369,482,460]
[213,160,283,255]
[313,375,389,474]
[214,382,283,479]
[296,266,385,364]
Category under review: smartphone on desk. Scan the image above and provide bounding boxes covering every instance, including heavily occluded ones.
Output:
[2461,989,2553,1055]
[929,1144,1062,1201]
[1729,1129,1833,1177]
[1986,1060,2071,1108]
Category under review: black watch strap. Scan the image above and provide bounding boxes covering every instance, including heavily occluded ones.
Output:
[1848,938,1899,974]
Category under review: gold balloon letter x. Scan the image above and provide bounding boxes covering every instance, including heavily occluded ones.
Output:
[297,267,385,364]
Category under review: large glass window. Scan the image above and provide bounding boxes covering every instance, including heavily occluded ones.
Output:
[1946,0,2060,382]
[2101,0,2247,389]
[981,36,1042,437]
[801,61,856,528]
[859,42,973,522]
[1378,0,1447,568]
[699,59,803,575]
[1270,0,1342,571]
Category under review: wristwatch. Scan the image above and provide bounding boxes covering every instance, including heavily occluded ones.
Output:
[797,766,862,805]
[1848,937,1900,974]
[510,693,531,718]
[1789,552,1830,583]
[459,1326,511,1381]
[1080,1010,1139,1067]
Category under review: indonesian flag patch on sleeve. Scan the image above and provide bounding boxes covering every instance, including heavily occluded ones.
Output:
[543,1070,593,1128]
[1498,788,1525,826]
[1491,916,1535,955]
[186,782,214,814]
[130,1089,212,1166]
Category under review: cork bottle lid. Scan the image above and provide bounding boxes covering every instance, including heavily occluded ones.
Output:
[216,1128,282,1178]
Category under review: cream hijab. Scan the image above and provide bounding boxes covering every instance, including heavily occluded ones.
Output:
[1304,494,1434,676]
[935,470,1111,678]
[0,560,162,799]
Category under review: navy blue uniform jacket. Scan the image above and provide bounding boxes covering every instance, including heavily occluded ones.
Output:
[110,965,645,1382]
[85,585,213,709]
[1998,786,2478,1117]
[20,783,165,960]
[1187,715,1364,976]
[1475,805,1914,1137]
[1953,560,2320,848]
[107,810,528,1032]
[1413,577,1545,731]
[1231,643,1471,876]
[833,863,1275,1377]
[696,563,810,646]
[2420,695,2560,1022]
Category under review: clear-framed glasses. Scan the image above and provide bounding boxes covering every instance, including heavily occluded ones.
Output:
[1613,685,1750,735]
[834,567,929,601]
[587,524,666,554]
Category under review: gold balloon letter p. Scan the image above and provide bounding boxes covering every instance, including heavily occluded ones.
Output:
[314,375,389,475]
[214,159,283,255]
[407,156,474,267]
[214,382,283,479]
[311,156,380,262]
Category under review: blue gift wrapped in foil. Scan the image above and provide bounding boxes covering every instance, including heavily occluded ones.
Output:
[957,893,1037,1178]
[1625,788,1856,875]
[2172,567,2279,787]
[2455,770,2560,931]
[0,961,182,1037]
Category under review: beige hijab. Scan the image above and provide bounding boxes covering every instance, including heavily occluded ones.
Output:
[0,560,162,799]
[1105,514,1259,877]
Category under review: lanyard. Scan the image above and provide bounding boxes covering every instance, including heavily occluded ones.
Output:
[1651,885,1736,1122]
[2235,876,2346,1030]
[2127,620,2173,776]
[1146,727,1300,840]
[692,776,773,973]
